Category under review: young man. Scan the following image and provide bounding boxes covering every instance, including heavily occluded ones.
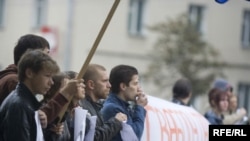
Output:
[101,64,148,141]
[0,50,84,141]
[0,34,79,125]
[0,34,50,105]
[80,64,127,141]
[0,50,59,141]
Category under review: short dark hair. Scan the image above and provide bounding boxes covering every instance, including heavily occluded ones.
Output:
[109,64,138,94]
[18,50,59,82]
[14,34,50,65]
[64,71,77,79]
[172,78,192,99]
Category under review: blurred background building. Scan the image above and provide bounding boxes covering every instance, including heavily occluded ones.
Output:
[0,0,250,114]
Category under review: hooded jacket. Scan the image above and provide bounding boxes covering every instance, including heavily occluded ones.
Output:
[0,64,18,105]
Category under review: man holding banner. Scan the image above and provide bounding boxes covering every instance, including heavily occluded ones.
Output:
[80,63,127,141]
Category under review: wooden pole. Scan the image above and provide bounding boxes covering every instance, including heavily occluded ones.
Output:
[57,0,120,123]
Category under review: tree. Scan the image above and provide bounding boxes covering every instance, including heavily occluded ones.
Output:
[144,14,226,100]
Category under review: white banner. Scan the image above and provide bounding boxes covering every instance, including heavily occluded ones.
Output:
[141,96,209,141]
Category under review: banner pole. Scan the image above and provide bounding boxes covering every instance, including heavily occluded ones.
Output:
[58,0,120,123]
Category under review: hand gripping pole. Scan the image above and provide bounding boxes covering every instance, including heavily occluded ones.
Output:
[57,0,120,123]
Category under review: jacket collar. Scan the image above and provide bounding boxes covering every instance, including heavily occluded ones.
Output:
[17,82,41,110]
[85,95,103,111]
[108,93,130,108]
[172,98,189,106]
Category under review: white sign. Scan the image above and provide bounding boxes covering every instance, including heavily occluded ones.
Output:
[141,96,209,141]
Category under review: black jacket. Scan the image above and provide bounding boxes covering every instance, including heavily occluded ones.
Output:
[80,95,122,141]
[0,82,41,141]
[43,112,71,141]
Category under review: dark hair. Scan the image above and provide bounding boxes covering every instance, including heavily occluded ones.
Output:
[64,71,77,79]
[43,72,67,103]
[18,50,59,82]
[109,64,138,94]
[172,78,192,99]
[14,34,50,65]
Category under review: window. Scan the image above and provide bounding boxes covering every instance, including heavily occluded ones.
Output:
[33,0,48,29]
[127,0,146,36]
[237,82,250,114]
[0,0,5,28]
[241,10,250,48]
[188,4,205,34]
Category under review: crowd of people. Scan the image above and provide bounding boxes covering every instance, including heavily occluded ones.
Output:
[170,76,249,125]
[204,78,249,125]
[0,34,249,141]
[0,34,148,141]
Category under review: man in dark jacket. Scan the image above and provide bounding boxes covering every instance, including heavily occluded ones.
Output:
[0,50,60,141]
[0,34,78,125]
[0,34,50,105]
[0,50,84,141]
[80,64,127,141]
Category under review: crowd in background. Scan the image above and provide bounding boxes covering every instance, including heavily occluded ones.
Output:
[0,34,248,141]
[170,76,249,125]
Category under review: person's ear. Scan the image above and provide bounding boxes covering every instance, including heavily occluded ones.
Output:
[86,80,95,90]
[25,68,34,79]
[120,83,126,91]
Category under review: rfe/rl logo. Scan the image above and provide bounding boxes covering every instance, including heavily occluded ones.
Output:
[215,0,250,4]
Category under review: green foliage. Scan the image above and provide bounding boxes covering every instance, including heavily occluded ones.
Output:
[144,14,226,98]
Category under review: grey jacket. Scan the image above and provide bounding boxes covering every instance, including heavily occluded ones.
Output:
[80,95,122,141]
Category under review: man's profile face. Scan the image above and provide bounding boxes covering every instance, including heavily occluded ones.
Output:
[124,75,140,102]
[29,69,54,95]
[93,70,111,100]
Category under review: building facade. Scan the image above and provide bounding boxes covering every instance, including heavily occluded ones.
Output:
[0,0,250,113]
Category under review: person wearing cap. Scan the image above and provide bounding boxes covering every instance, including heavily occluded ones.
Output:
[212,78,247,124]
[212,78,233,97]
